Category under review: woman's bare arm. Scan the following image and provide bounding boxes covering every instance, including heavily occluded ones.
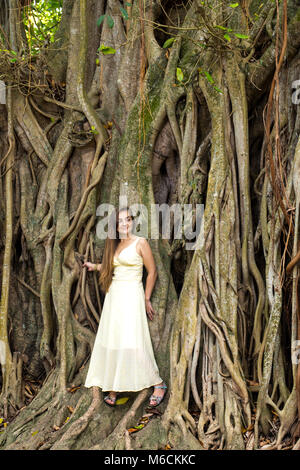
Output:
[82,261,102,271]
[138,238,158,319]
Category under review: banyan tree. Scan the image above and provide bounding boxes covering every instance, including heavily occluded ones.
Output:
[0,0,299,450]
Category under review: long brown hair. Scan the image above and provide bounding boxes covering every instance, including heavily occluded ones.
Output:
[98,206,135,293]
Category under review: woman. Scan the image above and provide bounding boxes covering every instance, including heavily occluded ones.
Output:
[83,206,167,407]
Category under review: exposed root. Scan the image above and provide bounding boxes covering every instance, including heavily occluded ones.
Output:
[51,386,101,450]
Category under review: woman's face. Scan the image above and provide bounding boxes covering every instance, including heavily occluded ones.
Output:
[117,210,133,237]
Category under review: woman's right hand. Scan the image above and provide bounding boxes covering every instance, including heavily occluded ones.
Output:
[145,299,156,321]
[82,261,96,271]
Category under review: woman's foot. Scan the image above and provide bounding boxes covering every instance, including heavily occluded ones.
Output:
[104,391,117,406]
[149,382,167,407]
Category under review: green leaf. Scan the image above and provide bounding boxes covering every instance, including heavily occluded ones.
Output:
[213,86,223,94]
[176,67,184,82]
[90,125,99,135]
[97,15,106,27]
[106,15,114,28]
[215,25,232,32]
[229,2,239,7]
[204,71,214,84]
[98,44,116,55]
[234,33,249,39]
[9,58,17,63]
[120,7,129,20]
[163,37,175,48]
[224,33,231,42]
[23,1,62,52]
[125,2,132,5]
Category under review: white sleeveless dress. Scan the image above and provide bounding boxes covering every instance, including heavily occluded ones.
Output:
[84,236,163,392]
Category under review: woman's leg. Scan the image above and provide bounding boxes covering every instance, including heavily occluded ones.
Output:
[105,391,117,405]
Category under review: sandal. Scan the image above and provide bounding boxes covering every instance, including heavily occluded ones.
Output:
[103,393,117,407]
[149,382,167,407]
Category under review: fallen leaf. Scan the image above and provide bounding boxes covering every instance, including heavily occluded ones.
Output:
[134,424,144,430]
[116,397,129,405]
[67,406,74,414]
[242,423,254,433]
[68,386,80,393]
[127,427,139,434]
[139,417,149,424]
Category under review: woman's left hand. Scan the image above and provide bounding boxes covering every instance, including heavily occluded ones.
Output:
[145,299,156,321]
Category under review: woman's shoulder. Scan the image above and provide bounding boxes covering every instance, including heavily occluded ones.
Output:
[135,236,148,254]
[135,235,147,241]
[135,235,148,245]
